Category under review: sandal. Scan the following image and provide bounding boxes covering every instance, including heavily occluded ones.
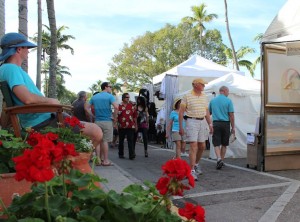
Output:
[101,161,114,166]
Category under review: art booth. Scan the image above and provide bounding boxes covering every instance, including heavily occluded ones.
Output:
[261,0,300,171]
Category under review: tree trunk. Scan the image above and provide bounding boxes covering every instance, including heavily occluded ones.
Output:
[224,0,239,70]
[46,0,57,98]
[36,0,42,90]
[18,0,28,72]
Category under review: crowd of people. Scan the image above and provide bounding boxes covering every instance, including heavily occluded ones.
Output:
[0,32,235,182]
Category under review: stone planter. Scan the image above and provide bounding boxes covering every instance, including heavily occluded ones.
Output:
[0,173,32,212]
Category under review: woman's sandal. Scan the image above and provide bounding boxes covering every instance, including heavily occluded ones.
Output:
[101,161,114,166]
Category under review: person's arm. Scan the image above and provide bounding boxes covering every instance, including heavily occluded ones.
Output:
[84,102,93,122]
[112,102,119,122]
[205,108,213,134]
[178,105,185,136]
[229,112,235,134]
[165,119,174,138]
[13,85,59,104]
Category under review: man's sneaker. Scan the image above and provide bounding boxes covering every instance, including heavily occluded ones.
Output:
[216,160,224,170]
[180,152,189,157]
[191,170,198,181]
[194,165,203,175]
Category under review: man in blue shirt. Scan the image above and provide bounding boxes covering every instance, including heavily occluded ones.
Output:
[209,86,235,170]
[0,32,102,154]
[87,82,118,166]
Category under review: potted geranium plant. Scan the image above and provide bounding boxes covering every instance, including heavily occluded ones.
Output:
[0,141,205,222]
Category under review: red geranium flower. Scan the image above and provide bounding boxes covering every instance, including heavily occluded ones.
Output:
[64,116,84,129]
[178,202,205,222]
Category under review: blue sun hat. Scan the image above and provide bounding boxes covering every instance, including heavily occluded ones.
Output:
[0,32,37,61]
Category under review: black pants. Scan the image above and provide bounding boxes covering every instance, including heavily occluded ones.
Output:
[134,128,148,151]
[118,128,135,158]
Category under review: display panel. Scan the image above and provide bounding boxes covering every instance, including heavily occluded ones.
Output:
[265,48,300,107]
[265,113,300,153]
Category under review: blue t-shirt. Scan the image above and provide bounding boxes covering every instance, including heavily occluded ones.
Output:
[0,63,51,128]
[169,110,186,132]
[209,94,234,121]
[89,92,115,121]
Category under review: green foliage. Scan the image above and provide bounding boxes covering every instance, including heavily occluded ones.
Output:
[4,170,182,222]
[108,22,227,88]
[0,130,31,173]
[41,127,93,153]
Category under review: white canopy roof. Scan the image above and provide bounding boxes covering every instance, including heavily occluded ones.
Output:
[153,55,244,84]
[262,0,300,43]
[205,73,261,95]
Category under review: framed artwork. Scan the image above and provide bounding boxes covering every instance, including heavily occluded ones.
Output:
[265,113,300,154]
[264,47,300,107]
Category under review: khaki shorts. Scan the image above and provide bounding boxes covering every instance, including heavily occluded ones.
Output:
[185,118,209,142]
[172,131,186,142]
[95,121,113,142]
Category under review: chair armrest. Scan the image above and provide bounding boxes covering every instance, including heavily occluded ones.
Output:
[4,104,73,115]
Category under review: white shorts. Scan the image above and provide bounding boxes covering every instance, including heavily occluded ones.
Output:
[185,119,209,142]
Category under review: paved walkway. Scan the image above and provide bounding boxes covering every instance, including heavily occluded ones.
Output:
[93,143,300,222]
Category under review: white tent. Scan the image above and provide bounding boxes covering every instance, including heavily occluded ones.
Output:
[153,55,244,95]
[262,0,300,43]
[204,73,261,158]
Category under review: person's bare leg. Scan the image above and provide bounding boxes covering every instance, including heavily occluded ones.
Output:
[189,142,197,169]
[101,141,110,165]
[175,140,181,158]
[214,146,221,159]
[81,122,102,162]
[181,141,186,154]
[195,142,205,164]
[221,145,227,160]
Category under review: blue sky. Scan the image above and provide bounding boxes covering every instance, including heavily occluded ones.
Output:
[5,0,287,93]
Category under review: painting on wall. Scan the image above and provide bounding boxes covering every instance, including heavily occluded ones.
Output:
[266,113,300,153]
[265,49,300,106]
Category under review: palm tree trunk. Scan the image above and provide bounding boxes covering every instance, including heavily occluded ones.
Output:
[46,0,57,98]
[18,0,28,72]
[224,0,239,70]
[36,0,42,90]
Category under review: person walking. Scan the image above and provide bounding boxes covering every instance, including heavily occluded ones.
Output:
[209,86,235,170]
[87,82,118,166]
[117,93,137,160]
[0,32,102,154]
[134,96,149,157]
[72,91,92,122]
[179,78,213,181]
[166,98,187,159]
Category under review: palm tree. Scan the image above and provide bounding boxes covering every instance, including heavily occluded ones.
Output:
[46,0,58,98]
[224,46,256,76]
[224,0,239,70]
[182,3,218,56]
[31,25,75,94]
[107,76,123,95]
[18,0,28,72]
[41,58,71,97]
[36,0,42,90]
[89,80,102,94]
[251,33,263,73]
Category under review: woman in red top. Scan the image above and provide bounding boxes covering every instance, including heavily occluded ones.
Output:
[117,93,137,160]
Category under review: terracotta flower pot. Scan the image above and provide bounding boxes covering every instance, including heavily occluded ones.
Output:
[71,152,92,173]
[70,152,101,188]
[0,173,32,212]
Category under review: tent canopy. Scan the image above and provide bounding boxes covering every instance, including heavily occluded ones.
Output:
[205,73,261,95]
[262,0,300,43]
[152,55,244,85]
